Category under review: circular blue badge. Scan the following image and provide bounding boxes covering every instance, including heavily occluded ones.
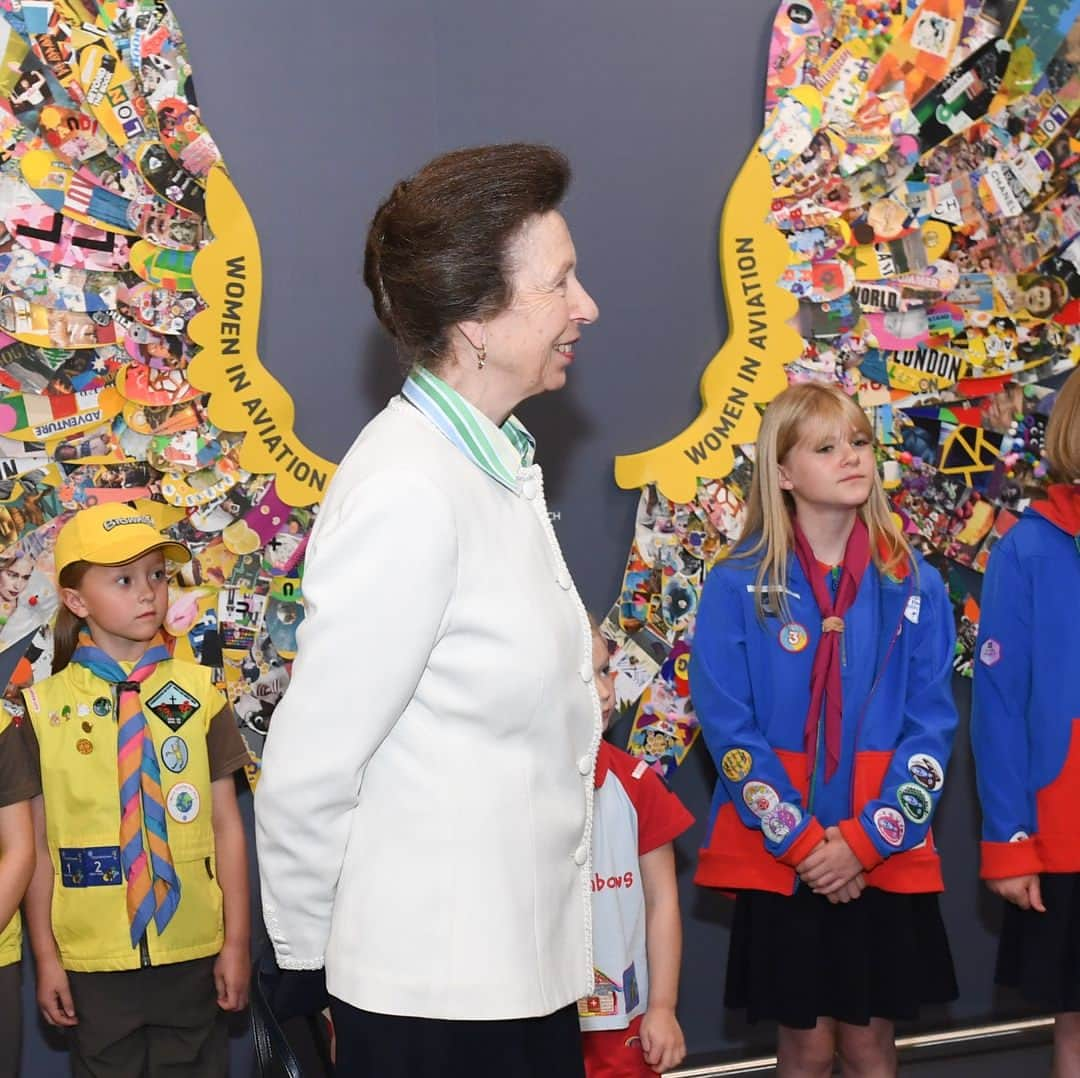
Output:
[161,735,189,774]
[779,622,809,653]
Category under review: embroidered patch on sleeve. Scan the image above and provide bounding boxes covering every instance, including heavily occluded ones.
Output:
[761,802,801,844]
[897,782,932,823]
[873,807,906,847]
[907,753,945,791]
[742,781,780,818]
[721,748,753,782]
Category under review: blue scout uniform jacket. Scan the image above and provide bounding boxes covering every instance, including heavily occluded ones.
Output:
[972,484,1080,879]
[691,543,957,895]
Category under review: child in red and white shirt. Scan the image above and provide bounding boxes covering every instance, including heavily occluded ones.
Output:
[579,625,694,1077]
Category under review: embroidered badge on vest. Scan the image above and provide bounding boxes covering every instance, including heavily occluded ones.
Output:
[145,681,200,730]
[161,735,189,773]
[60,846,122,888]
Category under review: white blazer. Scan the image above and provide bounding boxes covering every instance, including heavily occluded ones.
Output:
[255,397,601,1020]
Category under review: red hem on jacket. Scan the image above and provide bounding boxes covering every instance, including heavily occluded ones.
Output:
[980,839,1044,879]
[777,818,826,868]
[694,842,944,894]
[694,845,795,896]
[865,848,944,892]
[1038,844,1080,873]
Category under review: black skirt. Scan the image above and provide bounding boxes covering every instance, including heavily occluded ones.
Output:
[329,998,586,1078]
[725,885,958,1029]
[996,872,1080,1012]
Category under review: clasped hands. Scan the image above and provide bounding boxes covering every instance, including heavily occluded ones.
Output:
[796,825,866,904]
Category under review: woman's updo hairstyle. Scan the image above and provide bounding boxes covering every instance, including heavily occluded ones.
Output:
[363,143,570,368]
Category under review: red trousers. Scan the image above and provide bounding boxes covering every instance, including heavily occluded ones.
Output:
[582,1014,653,1078]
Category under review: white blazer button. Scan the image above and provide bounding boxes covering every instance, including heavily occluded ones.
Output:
[574,845,588,866]
[556,569,572,589]
[520,476,538,500]
[580,663,592,683]
[578,754,592,776]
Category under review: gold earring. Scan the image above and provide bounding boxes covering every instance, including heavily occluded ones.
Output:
[477,343,486,371]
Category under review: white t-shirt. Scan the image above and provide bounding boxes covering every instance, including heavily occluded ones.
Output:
[578,742,693,1032]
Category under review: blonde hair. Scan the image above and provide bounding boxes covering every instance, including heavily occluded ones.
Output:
[1046,366,1080,482]
[735,382,912,621]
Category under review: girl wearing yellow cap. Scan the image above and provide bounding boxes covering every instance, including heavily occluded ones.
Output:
[20,501,252,1076]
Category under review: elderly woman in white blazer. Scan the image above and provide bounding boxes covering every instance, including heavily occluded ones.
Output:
[255,144,602,1077]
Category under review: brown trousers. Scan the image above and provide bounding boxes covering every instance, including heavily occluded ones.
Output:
[66,956,229,1077]
[0,962,21,1078]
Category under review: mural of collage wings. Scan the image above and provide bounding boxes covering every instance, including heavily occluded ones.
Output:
[610,0,1080,778]
[0,0,335,786]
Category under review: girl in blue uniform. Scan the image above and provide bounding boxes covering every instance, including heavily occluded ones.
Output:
[691,382,958,1076]
[972,366,1080,1074]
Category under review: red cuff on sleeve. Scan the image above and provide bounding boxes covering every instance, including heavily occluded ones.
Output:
[777,817,826,868]
[838,817,885,872]
[980,839,1044,880]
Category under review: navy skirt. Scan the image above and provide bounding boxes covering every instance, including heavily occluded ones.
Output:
[725,885,958,1029]
[996,872,1080,1013]
[329,998,585,1078]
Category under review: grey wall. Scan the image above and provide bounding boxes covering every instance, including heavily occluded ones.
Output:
[15,2,1039,1073]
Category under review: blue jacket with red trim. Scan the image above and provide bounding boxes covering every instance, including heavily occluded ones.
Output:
[972,484,1080,879]
[690,544,957,895]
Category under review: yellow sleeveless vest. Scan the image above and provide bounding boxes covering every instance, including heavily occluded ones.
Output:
[0,710,24,967]
[24,660,226,972]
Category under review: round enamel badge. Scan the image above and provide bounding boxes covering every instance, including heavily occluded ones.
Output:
[167,782,200,824]
[721,748,753,782]
[897,782,932,824]
[873,806,906,847]
[761,802,802,844]
[75,738,93,755]
[93,697,112,717]
[742,781,780,818]
[161,736,189,774]
[779,622,809,653]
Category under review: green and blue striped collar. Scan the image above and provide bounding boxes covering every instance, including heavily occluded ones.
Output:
[401,366,535,492]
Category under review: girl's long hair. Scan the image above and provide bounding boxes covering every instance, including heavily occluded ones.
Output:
[52,561,91,673]
[1046,365,1080,482]
[734,382,913,621]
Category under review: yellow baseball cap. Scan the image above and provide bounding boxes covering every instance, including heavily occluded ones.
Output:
[55,502,191,577]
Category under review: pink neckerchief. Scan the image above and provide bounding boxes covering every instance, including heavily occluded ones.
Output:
[791,514,870,782]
